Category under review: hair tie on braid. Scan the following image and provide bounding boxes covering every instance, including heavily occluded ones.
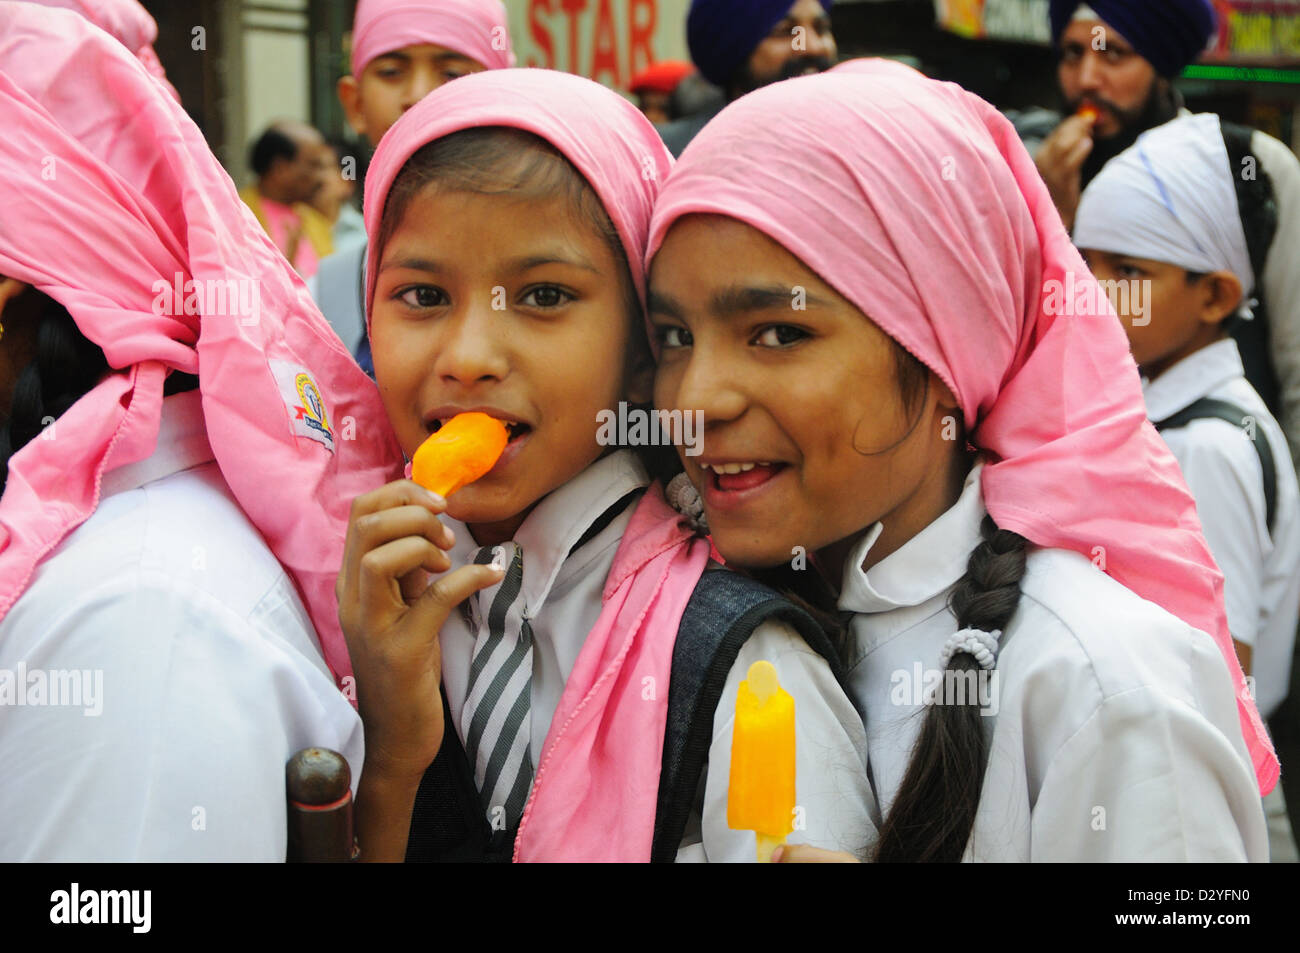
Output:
[938,627,1002,671]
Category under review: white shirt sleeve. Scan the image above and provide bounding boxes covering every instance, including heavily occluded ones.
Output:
[1027,634,1267,862]
[0,572,363,862]
[675,620,876,863]
[1252,129,1300,472]
[1162,421,1268,649]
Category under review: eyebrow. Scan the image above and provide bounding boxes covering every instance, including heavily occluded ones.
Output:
[647,284,830,320]
[379,256,445,275]
[712,284,829,315]
[377,253,601,276]
[371,51,475,66]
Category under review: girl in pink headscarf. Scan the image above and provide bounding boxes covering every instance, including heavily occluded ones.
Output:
[0,5,399,859]
[646,61,1271,861]
[336,67,874,862]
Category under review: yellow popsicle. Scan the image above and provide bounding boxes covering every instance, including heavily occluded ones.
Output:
[410,412,509,499]
[727,659,796,863]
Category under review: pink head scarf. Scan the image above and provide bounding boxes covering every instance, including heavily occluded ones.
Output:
[350,0,514,78]
[647,61,1278,794]
[28,0,179,99]
[364,68,673,322]
[0,5,402,686]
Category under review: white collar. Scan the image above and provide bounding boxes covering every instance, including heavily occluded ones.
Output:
[447,449,649,615]
[836,461,986,615]
[1142,338,1245,422]
[100,390,215,498]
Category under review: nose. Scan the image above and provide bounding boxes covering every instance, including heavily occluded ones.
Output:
[402,63,441,111]
[432,300,509,385]
[806,26,834,59]
[1077,51,1103,91]
[668,342,748,432]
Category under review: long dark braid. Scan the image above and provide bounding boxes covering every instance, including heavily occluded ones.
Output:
[873,514,1028,862]
[0,293,108,494]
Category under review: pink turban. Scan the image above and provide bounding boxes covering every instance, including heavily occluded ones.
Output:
[646,61,1278,794]
[29,0,178,100]
[364,68,674,324]
[351,0,514,78]
[0,5,403,686]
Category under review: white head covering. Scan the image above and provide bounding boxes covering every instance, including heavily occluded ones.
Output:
[1074,113,1255,318]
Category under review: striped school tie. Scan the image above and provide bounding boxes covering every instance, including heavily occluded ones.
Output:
[462,542,534,831]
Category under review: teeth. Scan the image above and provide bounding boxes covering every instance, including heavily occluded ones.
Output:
[704,462,762,474]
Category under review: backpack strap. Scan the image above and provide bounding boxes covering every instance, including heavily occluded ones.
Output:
[649,568,844,863]
[1155,397,1277,536]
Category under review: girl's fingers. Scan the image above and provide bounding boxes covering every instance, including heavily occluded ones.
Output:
[415,563,506,619]
[341,481,448,607]
[356,536,452,631]
[772,844,860,864]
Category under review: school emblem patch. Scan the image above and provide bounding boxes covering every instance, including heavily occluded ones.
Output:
[269,359,335,452]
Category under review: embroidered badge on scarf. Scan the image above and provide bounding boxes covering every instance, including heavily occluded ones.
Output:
[269,359,335,452]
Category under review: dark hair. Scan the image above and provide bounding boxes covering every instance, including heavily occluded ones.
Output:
[249,125,299,178]
[874,514,1027,862]
[0,292,109,493]
[0,291,198,496]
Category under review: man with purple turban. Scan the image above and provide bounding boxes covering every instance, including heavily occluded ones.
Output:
[657,0,837,156]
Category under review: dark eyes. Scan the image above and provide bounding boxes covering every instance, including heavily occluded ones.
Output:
[754,325,809,347]
[654,324,810,350]
[657,326,693,349]
[394,285,573,311]
[398,286,446,309]
[522,285,571,309]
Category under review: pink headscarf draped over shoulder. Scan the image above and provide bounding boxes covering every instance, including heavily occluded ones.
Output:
[646,62,1278,794]
[364,69,698,861]
[0,4,403,686]
[351,0,514,78]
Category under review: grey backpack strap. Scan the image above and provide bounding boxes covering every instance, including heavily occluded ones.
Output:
[1155,397,1277,536]
[649,569,843,862]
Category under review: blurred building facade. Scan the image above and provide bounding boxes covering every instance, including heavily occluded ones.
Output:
[141,0,1300,182]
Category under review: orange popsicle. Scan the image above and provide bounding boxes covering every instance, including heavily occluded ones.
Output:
[727,660,796,863]
[411,412,509,498]
[1076,103,1100,123]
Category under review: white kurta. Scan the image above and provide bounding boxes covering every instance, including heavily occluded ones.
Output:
[438,450,875,862]
[1144,338,1300,720]
[840,462,1268,861]
[0,391,363,861]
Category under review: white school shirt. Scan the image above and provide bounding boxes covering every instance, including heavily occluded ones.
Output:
[438,450,875,862]
[840,462,1267,861]
[1144,338,1300,719]
[0,390,362,861]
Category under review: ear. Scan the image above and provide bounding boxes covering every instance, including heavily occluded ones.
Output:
[337,75,367,139]
[0,276,30,320]
[931,371,961,412]
[1197,270,1244,325]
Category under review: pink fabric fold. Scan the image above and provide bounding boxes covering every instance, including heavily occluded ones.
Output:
[0,5,403,688]
[350,0,514,77]
[646,61,1278,794]
[514,487,711,862]
[30,0,180,100]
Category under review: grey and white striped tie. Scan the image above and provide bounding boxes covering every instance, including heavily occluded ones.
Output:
[462,542,534,830]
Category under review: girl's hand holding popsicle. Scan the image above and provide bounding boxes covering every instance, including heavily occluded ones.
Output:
[336,413,509,859]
